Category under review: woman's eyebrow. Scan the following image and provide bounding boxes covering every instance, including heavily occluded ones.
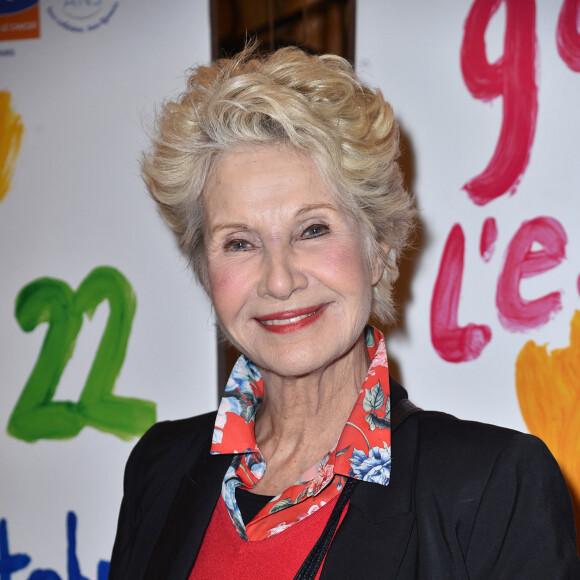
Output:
[209,205,336,236]
[294,203,337,217]
[209,222,249,236]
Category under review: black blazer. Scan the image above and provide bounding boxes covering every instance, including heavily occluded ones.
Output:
[110,380,580,579]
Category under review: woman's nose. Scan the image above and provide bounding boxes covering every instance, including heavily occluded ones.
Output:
[257,247,308,300]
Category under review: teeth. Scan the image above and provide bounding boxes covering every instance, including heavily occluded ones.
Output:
[260,311,316,326]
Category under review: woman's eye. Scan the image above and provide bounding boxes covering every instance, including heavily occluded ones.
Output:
[302,224,329,238]
[224,239,252,251]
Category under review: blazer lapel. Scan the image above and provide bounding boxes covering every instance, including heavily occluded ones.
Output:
[321,394,419,580]
[323,483,415,580]
[143,451,231,580]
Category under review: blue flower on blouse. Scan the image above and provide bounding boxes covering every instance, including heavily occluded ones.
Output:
[212,355,264,446]
[247,454,266,479]
[222,355,262,424]
[348,445,391,484]
[222,464,247,539]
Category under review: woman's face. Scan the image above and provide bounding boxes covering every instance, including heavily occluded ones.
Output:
[204,145,383,379]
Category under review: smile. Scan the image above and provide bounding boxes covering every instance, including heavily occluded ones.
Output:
[256,305,326,334]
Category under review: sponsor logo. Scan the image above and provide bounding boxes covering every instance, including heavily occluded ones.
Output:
[46,0,119,33]
[0,0,40,42]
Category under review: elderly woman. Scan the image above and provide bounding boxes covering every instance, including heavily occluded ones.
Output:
[110,46,579,579]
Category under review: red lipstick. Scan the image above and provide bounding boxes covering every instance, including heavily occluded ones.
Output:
[256,304,326,334]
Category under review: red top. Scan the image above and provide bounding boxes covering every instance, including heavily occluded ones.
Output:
[190,494,345,580]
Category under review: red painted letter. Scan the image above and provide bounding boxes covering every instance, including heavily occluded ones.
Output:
[480,217,498,262]
[431,224,492,362]
[461,0,538,205]
[496,217,567,331]
[557,0,580,71]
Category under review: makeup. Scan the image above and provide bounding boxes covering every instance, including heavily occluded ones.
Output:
[256,304,326,334]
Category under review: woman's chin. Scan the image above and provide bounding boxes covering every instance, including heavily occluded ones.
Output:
[250,337,364,382]
[239,341,327,380]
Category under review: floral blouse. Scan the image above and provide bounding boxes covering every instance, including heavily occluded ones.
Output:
[211,326,392,541]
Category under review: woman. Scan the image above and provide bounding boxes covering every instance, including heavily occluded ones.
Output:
[110,46,579,579]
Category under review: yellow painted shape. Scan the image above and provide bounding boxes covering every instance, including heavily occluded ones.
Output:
[516,309,580,548]
[0,90,24,202]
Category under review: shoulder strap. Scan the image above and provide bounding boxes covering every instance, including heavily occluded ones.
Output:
[391,398,421,432]
[294,478,357,580]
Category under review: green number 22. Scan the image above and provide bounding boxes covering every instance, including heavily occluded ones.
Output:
[8,266,156,442]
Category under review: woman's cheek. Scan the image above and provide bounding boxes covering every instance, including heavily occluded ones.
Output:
[316,241,369,287]
[208,259,254,314]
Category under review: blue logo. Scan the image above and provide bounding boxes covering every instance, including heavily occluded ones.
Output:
[0,1,38,16]
[46,0,119,33]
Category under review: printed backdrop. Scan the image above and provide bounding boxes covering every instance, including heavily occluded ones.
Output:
[0,1,214,577]
[357,0,580,543]
[1,1,579,577]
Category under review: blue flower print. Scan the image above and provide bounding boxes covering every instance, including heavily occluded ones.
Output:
[221,355,263,423]
[348,445,391,484]
[224,355,262,395]
[222,465,248,539]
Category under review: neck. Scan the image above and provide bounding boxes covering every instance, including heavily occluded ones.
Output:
[252,332,369,493]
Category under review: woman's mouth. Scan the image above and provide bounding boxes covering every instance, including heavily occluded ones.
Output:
[256,305,326,334]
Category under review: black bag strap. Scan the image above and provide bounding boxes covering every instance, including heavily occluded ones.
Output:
[294,398,421,580]
[294,478,358,580]
[391,398,421,432]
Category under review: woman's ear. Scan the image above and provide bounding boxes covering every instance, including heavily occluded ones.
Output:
[371,244,390,286]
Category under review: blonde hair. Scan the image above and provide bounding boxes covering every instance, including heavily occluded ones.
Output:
[143,44,416,324]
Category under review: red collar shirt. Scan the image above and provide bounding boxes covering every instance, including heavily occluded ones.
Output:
[210,326,392,541]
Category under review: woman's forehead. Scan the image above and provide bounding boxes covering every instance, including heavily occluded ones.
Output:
[202,144,363,240]
[205,147,334,212]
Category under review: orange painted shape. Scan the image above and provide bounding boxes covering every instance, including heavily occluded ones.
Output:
[516,309,580,550]
[0,4,40,42]
[0,91,24,202]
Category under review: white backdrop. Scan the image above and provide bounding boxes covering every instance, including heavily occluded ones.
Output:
[1,1,214,577]
[1,1,579,577]
[357,0,579,536]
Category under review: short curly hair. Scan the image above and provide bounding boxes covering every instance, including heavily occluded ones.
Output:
[142,44,415,324]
